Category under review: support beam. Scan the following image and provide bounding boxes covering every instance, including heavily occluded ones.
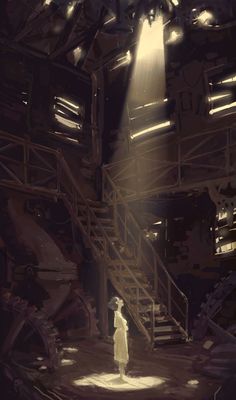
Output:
[98,260,108,337]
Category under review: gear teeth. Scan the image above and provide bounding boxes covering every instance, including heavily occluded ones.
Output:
[192,272,236,340]
[0,292,61,370]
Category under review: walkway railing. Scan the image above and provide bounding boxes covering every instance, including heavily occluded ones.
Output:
[103,126,236,201]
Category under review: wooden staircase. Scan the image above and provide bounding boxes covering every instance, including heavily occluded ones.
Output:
[0,131,189,346]
[73,197,188,345]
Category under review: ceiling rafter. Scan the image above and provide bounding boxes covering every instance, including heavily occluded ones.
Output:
[49,4,107,61]
[49,1,85,59]
[14,3,59,43]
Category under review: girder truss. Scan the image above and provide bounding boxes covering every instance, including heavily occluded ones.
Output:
[103,126,236,201]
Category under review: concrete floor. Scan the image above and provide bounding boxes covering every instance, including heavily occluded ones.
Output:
[41,336,222,400]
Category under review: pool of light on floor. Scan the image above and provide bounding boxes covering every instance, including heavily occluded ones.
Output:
[73,373,165,391]
[61,359,76,366]
[62,347,79,353]
[187,379,199,387]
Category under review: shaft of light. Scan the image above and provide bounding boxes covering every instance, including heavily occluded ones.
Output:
[136,16,164,61]
[128,14,166,106]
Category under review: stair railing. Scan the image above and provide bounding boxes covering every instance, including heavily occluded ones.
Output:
[102,167,189,337]
[57,154,156,342]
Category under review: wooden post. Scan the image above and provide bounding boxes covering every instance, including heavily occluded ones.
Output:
[168,279,172,315]
[98,261,109,337]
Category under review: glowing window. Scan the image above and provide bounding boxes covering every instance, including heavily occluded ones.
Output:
[218,211,227,221]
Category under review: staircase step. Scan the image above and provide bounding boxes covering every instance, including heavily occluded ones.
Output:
[111,272,145,283]
[109,261,137,268]
[97,218,113,225]
[110,266,145,275]
[127,289,151,298]
[109,259,137,266]
[130,295,153,302]
[154,333,184,344]
[122,279,149,287]
[78,217,113,226]
[138,304,164,313]
[112,260,144,275]
[78,202,109,214]
[154,325,180,334]
[120,274,148,282]
[92,235,119,242]
[143,317,175,327]
[143,318,174,328]
[91,225,115,232]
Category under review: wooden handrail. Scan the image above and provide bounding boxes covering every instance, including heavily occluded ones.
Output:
[103,168,188,301]
[102,166,188,335]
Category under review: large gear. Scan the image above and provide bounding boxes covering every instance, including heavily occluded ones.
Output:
[0,290,61,371]
[192,272,236,340]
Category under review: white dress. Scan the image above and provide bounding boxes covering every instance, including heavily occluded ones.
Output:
[113,310,129,364]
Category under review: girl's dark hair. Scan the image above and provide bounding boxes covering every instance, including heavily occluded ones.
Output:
[108,296,121,311]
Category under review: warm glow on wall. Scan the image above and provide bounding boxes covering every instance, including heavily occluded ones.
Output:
[196,10,215,26]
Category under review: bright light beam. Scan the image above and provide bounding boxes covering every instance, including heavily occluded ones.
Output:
[104,16,116,25]
[134,99,168,111]
[128,14,166,108]
[171,0,179,6]
[196,10,215,26]
[55,97,80,110]
[166,28,183,44]
[208,93,231,102]
[209,101,236,115]
[73,46,82,66]
[110,51,132,71]
[55,114,81,129]
[67,1,76,18]
[218,75,236,84]
[136,16,164,61]
[130,121,172,140]
[56,101,79,115]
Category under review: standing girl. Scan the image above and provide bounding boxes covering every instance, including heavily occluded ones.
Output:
[108,296,129,380]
